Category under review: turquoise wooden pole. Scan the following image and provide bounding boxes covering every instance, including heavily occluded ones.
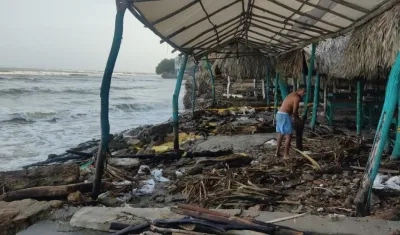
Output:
[273,72,279,115]
[191,63,198,117]
[278,77,289,100]
[173,54,189,151]
[92,0,127,199]
[310,73,320,130]
[302,43,317,120]
[266,67,270,106]
[205,56,215,106]
[355,52,400,216]
[356,79,363,136]
[391,87,400,159]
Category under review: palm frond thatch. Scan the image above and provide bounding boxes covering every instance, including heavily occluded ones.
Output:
[340,3,400,80]
[276,49,304,79]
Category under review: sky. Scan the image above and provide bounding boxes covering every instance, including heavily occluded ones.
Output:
[0,0,177,73]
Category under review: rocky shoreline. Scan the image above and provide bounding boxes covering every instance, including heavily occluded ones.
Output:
[1,108,399,234]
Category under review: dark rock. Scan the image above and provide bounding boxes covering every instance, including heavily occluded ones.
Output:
[47,154,58,160]
[165,195,186,203]
[155,196,165,203]
[99,197,119,207]
[109,158,140,170]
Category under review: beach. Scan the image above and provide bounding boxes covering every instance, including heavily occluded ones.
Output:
[0,70,183,171]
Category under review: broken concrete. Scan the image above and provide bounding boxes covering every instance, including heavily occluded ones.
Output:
[0,199,59,235]
[69,207,400,235]
[193,133,275,152]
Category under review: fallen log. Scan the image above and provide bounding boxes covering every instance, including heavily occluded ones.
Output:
[0,164,80,192]
[115,149,233,160]
[0,182,111,202]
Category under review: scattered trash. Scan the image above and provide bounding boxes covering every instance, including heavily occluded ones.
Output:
[175,170,184,177]
[133,179,155,196]
[328,213,346,221]
[250,160,260,166]
[151,169,170,182]
[138,165,151,175]
[317,208,324,212]
[373,173,400,191]
[264,139,277,146]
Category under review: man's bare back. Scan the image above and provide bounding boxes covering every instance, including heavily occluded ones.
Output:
[279,92,301,117]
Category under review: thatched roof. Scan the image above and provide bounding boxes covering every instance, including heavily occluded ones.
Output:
[338,3,400,79]
[211,43,275,80]
[276,49,304,79]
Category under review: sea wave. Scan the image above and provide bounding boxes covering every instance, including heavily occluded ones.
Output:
[1,112,59,123]
[114,103,154,112]
[0,87,98,95]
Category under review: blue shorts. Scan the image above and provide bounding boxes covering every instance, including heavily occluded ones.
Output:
[276,112,292,135]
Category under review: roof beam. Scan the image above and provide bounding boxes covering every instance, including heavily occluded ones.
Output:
[250,22,303,41]
[293,0,355,22]
[251,5,332,34]
[329,0,370,13]
[263,0,344,29]
[247,29,297,47]
[251,15,314,38]
[199,0,220,44]
[160,0,241,43]
[194,38,238,60]
[245,34,290,51]
[151,0,199,25]
[172,14,243,52]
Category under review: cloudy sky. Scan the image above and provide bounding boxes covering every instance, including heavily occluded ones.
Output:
[0,0,176,73]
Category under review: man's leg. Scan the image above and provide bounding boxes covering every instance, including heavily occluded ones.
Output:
[275,133,283,157]
[284,134,292,159]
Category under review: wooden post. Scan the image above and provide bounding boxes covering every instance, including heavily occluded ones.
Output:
[261,79,265,99]
[356,79,363,136]
[310,73,320,130]
[173,54,189,151]
[302,43,317,119]
[323,78,328,113]
[391,88,400,159]
[293,78,298,91]
[191,63,198,117]
[266,67,270,106]
[227,76,231,98]
[253,79,257,97]
[355,52,400,216]
[273,72,279,124]
[278,77,288,100]
[92,0,127,200]
[205,55,215,106]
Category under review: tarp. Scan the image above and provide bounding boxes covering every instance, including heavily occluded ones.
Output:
[129,0,398,58]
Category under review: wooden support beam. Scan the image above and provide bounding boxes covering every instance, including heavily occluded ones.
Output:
[251,16,313,38]
[199,0,220,44]
[355,52,400,216]
[310,73,320,130]
[152,0,199,25]
[278,77,289,100]
[191,63,198,117]
[266,66,270,106]
[161,0,241,43]
[173,54,189,151]
[205,55,216,105]
[92,0,127,200]
[356,79,363,136]
[293,0,355,22]
[391,88,400,159]
[302,43,317,120]
[273,72,279,123]
[250,22,303,41]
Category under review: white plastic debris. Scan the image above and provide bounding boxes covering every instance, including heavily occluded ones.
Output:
[112,180,134,186]
[151,169,170,182]
[264,139,277,146]
[251,160,260,166]
[303,151,312,154]
[175,170,184,177]
[132,179,155,195]
[138,165,151,175]
[373,173,400,191]
[317,208,324,212]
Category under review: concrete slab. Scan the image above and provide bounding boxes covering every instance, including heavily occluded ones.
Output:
[69,207,400,235]
[193,133,274,152]
[17,220,108,235]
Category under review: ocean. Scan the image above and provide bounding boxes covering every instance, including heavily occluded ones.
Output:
[0,70,183,171]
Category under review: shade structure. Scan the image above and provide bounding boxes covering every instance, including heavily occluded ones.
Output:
[128,0,398,59]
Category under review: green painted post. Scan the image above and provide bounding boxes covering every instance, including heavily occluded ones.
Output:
[173,54,189,151]
[274,72,279,115]
[205,56,215,106]
[191,63,198,117]
[302,43,317,120]
[357,79,363,136]
[355,52,400,216]
[92,0,127,199]
[278,77,289,100]
[310,73,320,130]
[391,88,400,159]
[266,67,270,106]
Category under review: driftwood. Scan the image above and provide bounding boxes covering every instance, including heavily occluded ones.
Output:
[23,156,91,168]
[115,149,233,160]
[0,164,80,192]
[0,182,110,202]
[110,222,150,235]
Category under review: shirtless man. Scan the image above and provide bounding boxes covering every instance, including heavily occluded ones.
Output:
[275,86,306,159]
